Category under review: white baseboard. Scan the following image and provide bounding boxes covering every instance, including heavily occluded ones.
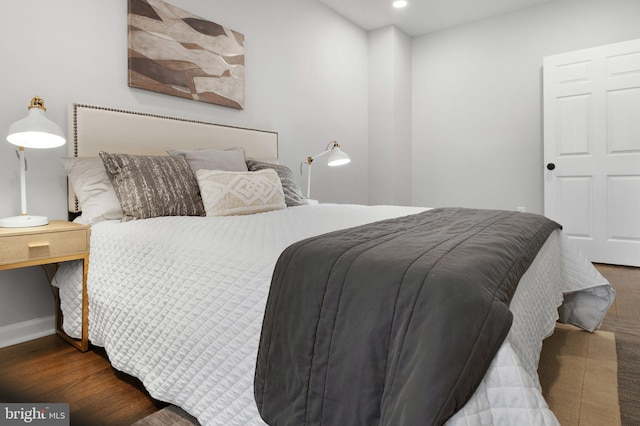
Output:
[0,315,56,349]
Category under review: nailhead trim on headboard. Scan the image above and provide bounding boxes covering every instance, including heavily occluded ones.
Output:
[72,103,279,160]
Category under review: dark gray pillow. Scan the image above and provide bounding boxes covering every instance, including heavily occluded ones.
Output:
[99,152,205,221]
[167,147,248,175]
[246,159,306,207]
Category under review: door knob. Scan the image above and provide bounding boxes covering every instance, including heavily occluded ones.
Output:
[546,163,556,170]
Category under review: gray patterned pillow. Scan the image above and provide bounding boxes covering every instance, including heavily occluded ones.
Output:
[246,159,306,207]
[99,152,205,221]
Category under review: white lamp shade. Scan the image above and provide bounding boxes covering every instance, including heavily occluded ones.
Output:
[7,107,65,148]
[327,148,351,166]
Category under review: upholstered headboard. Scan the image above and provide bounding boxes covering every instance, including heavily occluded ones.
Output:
[68,103,278,213]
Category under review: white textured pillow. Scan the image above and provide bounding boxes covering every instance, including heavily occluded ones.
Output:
[196,169,286,216]
[61,157,123,224]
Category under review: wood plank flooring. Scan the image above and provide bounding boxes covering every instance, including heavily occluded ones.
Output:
[598,263,640,323]
[0,338,166,425]
[0,264,637,425]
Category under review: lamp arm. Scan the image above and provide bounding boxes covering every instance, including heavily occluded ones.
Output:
[301,141,341,199]
[307,162,312,199]
[18,147,28,216]
[302,150,331,199]
[308,141,340,163]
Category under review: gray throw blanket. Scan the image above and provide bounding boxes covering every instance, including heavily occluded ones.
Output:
[255,208,561,425]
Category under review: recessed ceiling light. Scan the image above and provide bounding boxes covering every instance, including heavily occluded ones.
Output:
[393,0,408,8]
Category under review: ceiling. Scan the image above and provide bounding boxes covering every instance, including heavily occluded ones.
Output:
[317,0,554,37]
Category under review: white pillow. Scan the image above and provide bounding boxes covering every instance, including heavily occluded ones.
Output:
[61,157,123,225]
[196,169,286,216]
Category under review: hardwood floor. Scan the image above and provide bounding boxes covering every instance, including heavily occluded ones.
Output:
[0,264,637,425]
[0,337,166,425]
[598,263,640,323]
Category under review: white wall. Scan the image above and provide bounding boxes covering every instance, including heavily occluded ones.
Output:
[368,26,412,205]
[0,0,368,339]
[412,0,640,213]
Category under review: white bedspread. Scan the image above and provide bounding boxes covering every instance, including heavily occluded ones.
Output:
[53,204,614,426]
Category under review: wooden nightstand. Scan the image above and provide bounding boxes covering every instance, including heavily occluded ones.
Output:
[0,220,90,351]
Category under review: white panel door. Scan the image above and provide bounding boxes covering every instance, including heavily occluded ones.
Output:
[544,39,640,267]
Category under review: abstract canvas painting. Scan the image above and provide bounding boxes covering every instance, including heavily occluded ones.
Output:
[128,0,245,109]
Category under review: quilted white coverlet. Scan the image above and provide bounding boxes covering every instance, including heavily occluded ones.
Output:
[53,204,613,426]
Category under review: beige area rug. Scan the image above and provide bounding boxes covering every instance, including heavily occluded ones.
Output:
[599,317,640,426]
[539,323,620,426]
[132,405,200,426]
[134,323,620,426]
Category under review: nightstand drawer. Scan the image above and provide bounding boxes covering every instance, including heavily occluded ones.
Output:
[0,228,89,265]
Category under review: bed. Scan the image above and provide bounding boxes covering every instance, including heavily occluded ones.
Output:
[53,104,616,426]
